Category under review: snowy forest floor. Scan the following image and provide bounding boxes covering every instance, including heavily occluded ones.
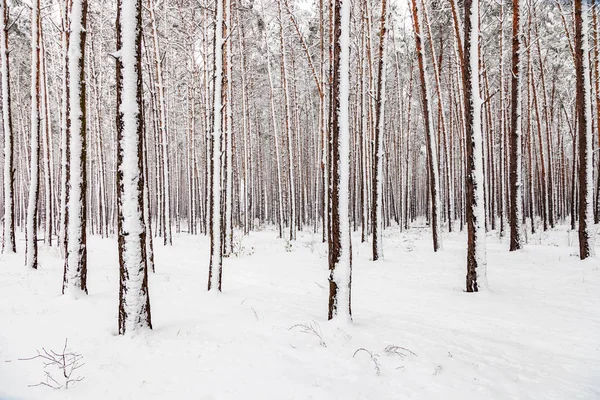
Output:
[0,224,599,400]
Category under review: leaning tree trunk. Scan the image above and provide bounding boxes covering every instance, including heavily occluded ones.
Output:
[328,0,352,321]
[574,0,595,259]
[464,0,487,291]
[116,0,152,334]
[63,0,88,295]
[1,0,16,254]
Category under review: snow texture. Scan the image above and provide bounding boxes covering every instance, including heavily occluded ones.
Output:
[0,227,598,399]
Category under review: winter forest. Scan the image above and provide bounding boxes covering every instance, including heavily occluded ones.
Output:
[0,0,598,397]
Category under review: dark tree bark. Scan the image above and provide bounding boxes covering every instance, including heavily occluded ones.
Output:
[509,0,524,251]
[1,0,16,254]
[63,0,88,295]
[372,0,388,260]
[464,0,487,292]
[328,0,352,321]
[574,0,595,259]
[116,0,152,334]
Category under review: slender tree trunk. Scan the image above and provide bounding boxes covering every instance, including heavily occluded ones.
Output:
[26,0,41,270]
[148,0,172,246]
[208,0,224,292]
[1,0,15,254]
[63,0,88,295]
[509,0,524,251]
[372,0,389,260]
[116,0,152,334]
[328,0,352,322]
[411,0,441,252]
[574,0,595,259]
[59,0,71,259]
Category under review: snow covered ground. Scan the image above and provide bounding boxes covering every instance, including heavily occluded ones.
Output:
[0,225,599,399]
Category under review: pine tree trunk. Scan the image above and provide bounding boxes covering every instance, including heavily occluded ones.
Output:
[509,0,524,251]
[26,0,41,270]
[411,0,441,252]
[574,0,595,259]
[63,0,88,295]
[371,0,389,260]
[464,0,487,292]
[208,0,225,292]
[328,0,352,322]
[116,0,152,334]
[1,0,16,254]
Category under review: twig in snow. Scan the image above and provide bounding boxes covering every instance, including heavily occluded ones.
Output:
[384,345,418,358]
[289,321,326,347]
[353,348,381,376]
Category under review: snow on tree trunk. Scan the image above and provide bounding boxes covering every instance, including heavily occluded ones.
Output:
[277,0,296,242]
[328,0,352,322]
[464,0,487,292]
[1,0,15,254]
[59,0,70,259]
[26,0,41,270]
[575,0,596,259]
[509,0,524,251]
[372,0,388,261]
[148,0,172,246]
[116,0,152,334]
[63,0,88,295]
[224,0,233,255]
[208,0,224,292]
[266,45,285,240]
[411,0,442,253]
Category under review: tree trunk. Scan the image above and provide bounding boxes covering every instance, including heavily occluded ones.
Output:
[116,0,152,334]
[328,0,352,322]
[63,0,88,295]
[26,0,41,270]
[208,0,225,291]
[574,0,595,259]
[1,0,15,254]
[509,0,524,251]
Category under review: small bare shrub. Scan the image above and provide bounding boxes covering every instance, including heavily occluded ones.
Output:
[19,339,84,390]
